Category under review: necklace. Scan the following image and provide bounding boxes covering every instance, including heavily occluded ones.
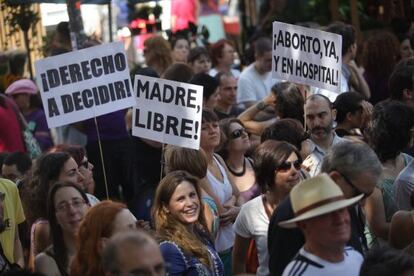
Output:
[225,158,246,177]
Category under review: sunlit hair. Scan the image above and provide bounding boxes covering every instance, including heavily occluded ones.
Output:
[152,171,211,267]
[253,140,301,193]
[144,35,173,75]
[70,200,126,276]
[48,181,89,274]
[164,146,208,179]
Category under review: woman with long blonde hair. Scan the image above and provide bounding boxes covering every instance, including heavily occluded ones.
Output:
[153,170,224,275]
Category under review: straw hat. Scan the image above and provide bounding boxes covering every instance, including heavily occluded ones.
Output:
[5,79,38,96]
[279,173,363,228]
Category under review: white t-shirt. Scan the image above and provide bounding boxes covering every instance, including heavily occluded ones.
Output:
[233,195,269,276]
[282,246,363,276]
[394,158,414,211]
[237,63,275,104]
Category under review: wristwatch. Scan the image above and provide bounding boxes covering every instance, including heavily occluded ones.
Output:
[256,101,266,111]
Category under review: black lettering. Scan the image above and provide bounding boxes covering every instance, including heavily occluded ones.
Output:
[41,73,49,92]
[72,91,83,111]
[90,58,103,77]
[187,89,197,108]
[150,83,162,101]
[114,53,126,71]
[98,85,110,104]
[277,30,284,47]
[47,69,60,88]
[92,87,101,105]
[68,64,83,83]
[124,79,131,97]
[61,94,74,113]
[134,108,146,128]
[114,81,126,99]
[153,112,163,131]
[163,84,174,103]
[295,60,302,76]
[102,55,115,74]
[108,83,116,101]
[82,89,93,108]
[59,66,70,85]
[292,33,299,49]
[47,98,60,117]
[175,87,186,106]
[165,116,179,135]
[136,79,150,98]
[180,118,193,138]
[81,61,92,80]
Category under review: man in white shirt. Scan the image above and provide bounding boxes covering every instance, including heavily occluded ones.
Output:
[280,174,364,276]
[302,94,344,176]
[237,37,275,108]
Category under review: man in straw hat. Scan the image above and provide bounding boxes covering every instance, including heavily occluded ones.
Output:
[280,173,363,276]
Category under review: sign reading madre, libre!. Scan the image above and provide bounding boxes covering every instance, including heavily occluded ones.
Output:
[132,75,203,150]
[35,42,135,128]
[272,21,342,93]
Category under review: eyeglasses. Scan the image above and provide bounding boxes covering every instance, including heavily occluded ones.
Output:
[55,199,86,213]
[276,160,302,172]
[338,171,372,199]
[230,128,248,139]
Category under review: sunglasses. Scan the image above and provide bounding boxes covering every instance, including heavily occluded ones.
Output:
[230,128,248,139]
[338,171,372,199]
[276,159,302,172]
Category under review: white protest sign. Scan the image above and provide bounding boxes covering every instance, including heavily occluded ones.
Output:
[272,21,342,93]
[132,75,203,150]
[35,42,135,128]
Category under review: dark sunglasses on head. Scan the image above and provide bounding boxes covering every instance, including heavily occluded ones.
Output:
[276,159,302,172]
[230,128,248,139]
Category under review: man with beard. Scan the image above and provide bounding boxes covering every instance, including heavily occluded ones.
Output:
[302,94,344,176]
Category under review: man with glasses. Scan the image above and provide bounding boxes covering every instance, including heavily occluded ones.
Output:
[268,141,382,276]
[102,230,165,276]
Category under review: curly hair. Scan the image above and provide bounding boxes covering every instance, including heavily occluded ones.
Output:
[48,144,86,168]
[368,100,414,162]
[362,32,399,79]
[261,118,306,150]
[253,140,301,193]
[152,171,211,267]
[144,35,173,75]
[271,82,304,125]
[70,200,126,276]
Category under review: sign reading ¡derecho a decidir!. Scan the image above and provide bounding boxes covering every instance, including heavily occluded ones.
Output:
[35,42,135,128]
[272,21,342,93]
[132,75,203,150]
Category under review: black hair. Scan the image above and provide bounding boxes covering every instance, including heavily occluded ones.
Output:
[368,100,414,162]
[47,181,89,274]
[389,60,414,100]
[325,22,356,56]
[261,118,306,150]
[253,140,301,193]
[3,152,32,175]
[202,108,219,124]
[188,46,210,64]
[190,73,219,101]
[254,37,272,56]
[333,92,364,123]
[360,246,414,276]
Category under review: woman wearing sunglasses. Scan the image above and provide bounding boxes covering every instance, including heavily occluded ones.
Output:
[232,140,302,275]
[35,181,90,276]
[219,118,259,202]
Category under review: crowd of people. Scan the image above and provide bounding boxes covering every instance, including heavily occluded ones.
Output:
[2,15,414,276]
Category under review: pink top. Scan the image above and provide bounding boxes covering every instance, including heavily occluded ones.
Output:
[171,0,197,32]
[0,98,25,152]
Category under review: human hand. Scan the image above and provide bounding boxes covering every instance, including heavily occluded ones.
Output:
[219,206,240,226]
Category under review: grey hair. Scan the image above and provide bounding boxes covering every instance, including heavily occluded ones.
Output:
[102,230,159,274]
[321,140,382,181]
